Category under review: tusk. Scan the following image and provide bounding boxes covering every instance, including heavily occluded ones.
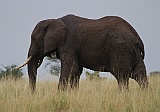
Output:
[15,56,32,69]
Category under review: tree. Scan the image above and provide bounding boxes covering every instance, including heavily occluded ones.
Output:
[0,64,24,80]
[45,54,61,76]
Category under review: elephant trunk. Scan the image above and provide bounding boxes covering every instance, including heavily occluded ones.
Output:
[27,55,43,91]
[28,62,37,91]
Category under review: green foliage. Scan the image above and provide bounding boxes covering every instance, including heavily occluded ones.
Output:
[86,71,100,80]
[45,54,61,76]
[0,64,24,80]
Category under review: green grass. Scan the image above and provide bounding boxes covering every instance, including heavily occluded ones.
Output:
[0,76,160,112]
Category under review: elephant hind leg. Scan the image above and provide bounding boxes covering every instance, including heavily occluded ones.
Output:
[109,50,131,91]
[131,59,148,89]
[114,70,130,92]
[118,77,129,91]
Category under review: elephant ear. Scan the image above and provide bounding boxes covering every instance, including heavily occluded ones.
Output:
[44,20,67,55]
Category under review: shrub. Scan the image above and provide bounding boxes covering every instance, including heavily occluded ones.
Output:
[0,64,24,80]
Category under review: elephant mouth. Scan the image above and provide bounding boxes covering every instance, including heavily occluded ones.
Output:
[15,56,32,69]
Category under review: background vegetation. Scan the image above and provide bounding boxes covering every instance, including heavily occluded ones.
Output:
[45,55,61,76]
[0,64,23,80]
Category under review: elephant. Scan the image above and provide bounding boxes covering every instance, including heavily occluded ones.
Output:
[16,14,148,91]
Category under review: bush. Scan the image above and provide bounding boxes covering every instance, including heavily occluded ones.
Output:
[0,64,24,80]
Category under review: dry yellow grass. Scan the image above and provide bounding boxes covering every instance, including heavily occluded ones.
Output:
[0,76,160,112]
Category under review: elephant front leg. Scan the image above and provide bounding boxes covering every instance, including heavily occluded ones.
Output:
[58,49,81,91]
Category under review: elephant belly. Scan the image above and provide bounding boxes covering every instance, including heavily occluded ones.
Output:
[87,66,110,72]
[78,38,110,72]
[79,53,110,72]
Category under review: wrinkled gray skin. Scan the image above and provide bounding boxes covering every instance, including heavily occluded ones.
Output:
[27,14,148,91]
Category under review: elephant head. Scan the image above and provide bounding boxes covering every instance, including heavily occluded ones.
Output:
[16,19,67,90]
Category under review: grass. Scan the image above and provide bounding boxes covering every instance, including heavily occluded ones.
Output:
[0,76,160,112]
